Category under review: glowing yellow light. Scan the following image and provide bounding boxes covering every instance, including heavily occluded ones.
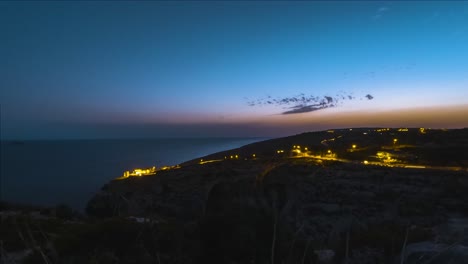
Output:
[252,154,256,157]
[363,160,369,164]
[304,147,308,151]
[199,159,223,164]
[352,144,356,149]
[230,155,233,159]
[327,150,331,154]
[393,138,398,143]
[235,155,238,159]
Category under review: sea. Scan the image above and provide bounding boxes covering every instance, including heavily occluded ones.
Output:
[0,138,266,211]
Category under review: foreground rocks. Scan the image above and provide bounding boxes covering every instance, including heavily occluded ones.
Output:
[87,158,468,263]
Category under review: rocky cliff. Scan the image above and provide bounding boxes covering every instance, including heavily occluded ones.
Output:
[87,158,468,263]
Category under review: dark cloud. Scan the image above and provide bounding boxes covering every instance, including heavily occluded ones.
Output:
[247,92,374,115]
[247,94,342,107]
[282,104,328,115]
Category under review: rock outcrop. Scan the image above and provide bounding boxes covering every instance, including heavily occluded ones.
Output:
[87,158,468,263]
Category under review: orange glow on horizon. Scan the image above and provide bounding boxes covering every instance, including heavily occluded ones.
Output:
[90,104,468,138]
[234,104,468,130]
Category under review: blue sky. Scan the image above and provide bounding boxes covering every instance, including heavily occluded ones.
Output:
[1,1,468,139]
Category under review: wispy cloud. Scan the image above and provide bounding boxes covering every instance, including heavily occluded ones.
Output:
[378,6,389,12]
[247,92,374,115]
[372,6,390,20]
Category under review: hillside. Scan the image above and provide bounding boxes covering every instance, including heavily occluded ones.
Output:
[85,128,468,263]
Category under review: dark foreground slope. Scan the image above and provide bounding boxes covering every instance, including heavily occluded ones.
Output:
[87,157,468,263]
[3,128,467,263]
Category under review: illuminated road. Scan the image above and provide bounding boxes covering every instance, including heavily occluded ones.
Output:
[292,154,465,172]
[199,159,223,165]
[118,137,466,181]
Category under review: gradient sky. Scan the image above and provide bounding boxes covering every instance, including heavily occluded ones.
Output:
[1,1,468,139]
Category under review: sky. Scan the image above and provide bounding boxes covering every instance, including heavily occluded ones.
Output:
[1,1,468,139]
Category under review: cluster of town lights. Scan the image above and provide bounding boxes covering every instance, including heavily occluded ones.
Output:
[121,165,182,179]
[118,128,450,181]
[122,167,156,177]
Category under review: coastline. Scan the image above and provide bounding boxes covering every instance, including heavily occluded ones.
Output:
[2,129,468,263]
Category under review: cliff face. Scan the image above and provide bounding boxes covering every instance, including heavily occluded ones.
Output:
[87,159,468,263]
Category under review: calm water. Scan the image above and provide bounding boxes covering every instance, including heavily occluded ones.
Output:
[1,138,265,210]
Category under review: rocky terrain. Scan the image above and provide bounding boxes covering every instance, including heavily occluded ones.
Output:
[87,157,468,263]
[2,128,468,263]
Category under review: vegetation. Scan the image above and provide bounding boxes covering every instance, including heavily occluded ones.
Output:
[2,128,468,263]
